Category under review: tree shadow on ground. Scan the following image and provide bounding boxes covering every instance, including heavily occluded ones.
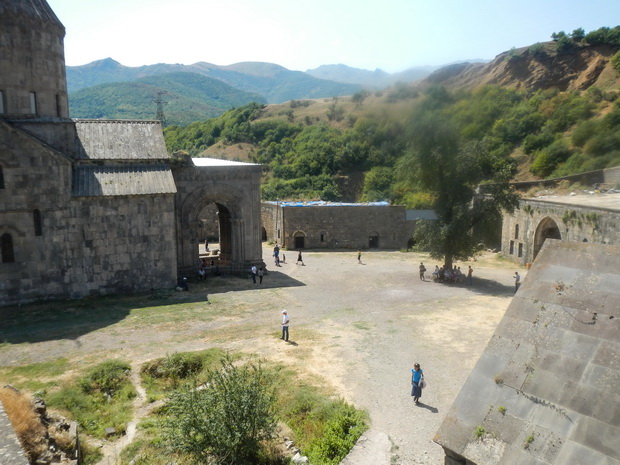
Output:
[430,277,514,297]
[0,271,305,345]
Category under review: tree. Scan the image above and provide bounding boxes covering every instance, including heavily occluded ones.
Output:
[164,355,277,465]
[398,110,519,270]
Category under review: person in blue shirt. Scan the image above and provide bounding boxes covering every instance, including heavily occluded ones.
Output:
[411,363,425,404]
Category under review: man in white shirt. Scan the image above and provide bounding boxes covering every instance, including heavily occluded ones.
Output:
[281,310,290,342]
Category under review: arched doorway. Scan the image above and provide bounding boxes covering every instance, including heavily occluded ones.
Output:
[533,217,561,259]
[177,181,261,273]
[293,231,306,249]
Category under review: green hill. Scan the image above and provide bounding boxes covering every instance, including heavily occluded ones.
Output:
[68,72,266,126]
[66,59,362,105]
[164,28,620,203]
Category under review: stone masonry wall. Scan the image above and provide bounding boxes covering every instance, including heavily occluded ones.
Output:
[1,193,177,306]
[501,199,620,265]
[281,205,408,250]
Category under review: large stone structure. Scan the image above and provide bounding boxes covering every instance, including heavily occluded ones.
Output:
[0,0,263,306]
[501,194,620,266]
[261,201,427,250]
[435,240,620,464]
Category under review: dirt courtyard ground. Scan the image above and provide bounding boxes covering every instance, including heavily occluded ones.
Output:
[0,247,525,465]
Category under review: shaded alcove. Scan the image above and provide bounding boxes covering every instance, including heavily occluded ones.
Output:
[533,217,561,259]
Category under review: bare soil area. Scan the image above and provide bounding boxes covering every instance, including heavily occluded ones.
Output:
[0,248,524,465]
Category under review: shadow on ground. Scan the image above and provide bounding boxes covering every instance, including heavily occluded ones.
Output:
[0,271,304,345]
[428,277,514,297]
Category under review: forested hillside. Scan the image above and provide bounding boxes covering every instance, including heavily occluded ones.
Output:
[69,72,266,126]
[164,27,620,204]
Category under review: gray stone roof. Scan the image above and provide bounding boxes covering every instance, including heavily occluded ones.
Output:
[74,120,169,160]
[434,239,620,464]
[0,0,63,27]
[73,165,176,197]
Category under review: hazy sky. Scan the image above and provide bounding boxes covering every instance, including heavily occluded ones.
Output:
[47,0,620,72]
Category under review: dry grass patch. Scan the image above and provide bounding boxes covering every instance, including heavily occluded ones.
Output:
[0,387,47,461]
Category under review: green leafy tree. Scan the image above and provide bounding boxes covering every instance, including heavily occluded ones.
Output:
[571,28,585,42]
[398,109,518,269]
[164,355,277,465]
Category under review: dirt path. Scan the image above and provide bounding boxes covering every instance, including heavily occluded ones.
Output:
[0,249,523,465]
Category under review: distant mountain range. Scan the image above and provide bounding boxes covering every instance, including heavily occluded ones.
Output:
[66,59,441,125]
[305,63,439,88]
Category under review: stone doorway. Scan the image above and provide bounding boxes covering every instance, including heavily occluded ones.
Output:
[294,231,306,249]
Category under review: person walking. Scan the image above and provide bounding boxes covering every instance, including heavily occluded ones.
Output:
[258,267,264,284]
[514,271,521,293]
[411,362,425,404]
[296,249,304,266]
[467,266,474,285]
[419,262,426,281]
[357,249,362,264]
[281,310,290,342]
[251,265,257,283]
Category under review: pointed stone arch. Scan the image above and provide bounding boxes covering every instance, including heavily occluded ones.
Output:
[533,217,561,259]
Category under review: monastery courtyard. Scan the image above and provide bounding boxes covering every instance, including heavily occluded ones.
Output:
[0,247,524,465]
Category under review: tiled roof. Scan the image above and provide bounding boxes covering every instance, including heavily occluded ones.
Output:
[434,240,620,464]
[72,165,176,197]
[74,120,169,160]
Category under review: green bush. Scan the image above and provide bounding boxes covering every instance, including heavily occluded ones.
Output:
[141,352,203,380]
[530,141,573,177]
[529,42,547,59]
[78,360,132,397]
[523,131,555,154]
[164,355,277,465]
[307,403,366,465]
[572,120,600,147]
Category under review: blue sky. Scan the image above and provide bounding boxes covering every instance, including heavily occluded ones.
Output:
[47,0,620,72]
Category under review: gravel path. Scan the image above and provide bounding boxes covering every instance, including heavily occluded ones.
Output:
[0,248,522,465]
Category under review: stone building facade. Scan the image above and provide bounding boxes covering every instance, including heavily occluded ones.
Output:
[501,196,620,266]
[0,0,263,306]
[261,201,421,250]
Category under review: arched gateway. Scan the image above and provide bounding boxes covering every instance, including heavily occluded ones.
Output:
[533,217,562,259]
[173,158,264,274]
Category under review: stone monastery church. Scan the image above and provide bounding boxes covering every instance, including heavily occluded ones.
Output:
[0,0,264,307]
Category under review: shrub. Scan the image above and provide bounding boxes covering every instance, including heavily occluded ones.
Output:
[523,131,555,154]
[529,43,547,59]
[530,141,573,177]
[163,355,277,465]
[612,51,620,73]
[307,403,366,465]
[78,360,132,397]
[142,352,204,381]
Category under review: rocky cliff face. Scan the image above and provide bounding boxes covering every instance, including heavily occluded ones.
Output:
[425,42,619,92]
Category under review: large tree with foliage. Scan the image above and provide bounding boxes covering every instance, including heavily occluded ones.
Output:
[398,100,519,269]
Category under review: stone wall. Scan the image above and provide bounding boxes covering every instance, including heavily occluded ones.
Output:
[501,199,620,265]
[0,2,69,119]
[173,163,264,271]
[278,205,409,250]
